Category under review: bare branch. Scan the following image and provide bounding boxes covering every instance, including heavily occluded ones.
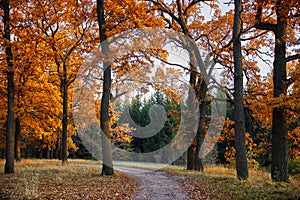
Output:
[286,54,300,63]
[254,3,276,32]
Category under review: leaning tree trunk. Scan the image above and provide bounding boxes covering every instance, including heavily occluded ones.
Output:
[97,0,114,176]
[233,0,248,180]
[3,0,15,174]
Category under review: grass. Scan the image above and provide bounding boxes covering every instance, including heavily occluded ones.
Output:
[1,159,299,199]
[0,159,138,200]
[164,165,300,200]
[114,160,169,170]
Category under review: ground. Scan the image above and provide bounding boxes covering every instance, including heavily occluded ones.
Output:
[1,159,300,199]
[116,166,189,200]
[0,159,137,199]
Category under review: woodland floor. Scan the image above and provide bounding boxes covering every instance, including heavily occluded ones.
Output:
[1,159,300,200]
[0,159,138,199]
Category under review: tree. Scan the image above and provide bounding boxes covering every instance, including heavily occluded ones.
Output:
[125,91,181,159]
[233,0,248,180]
[144,0,218,171]
[93,0,164,175]
[254,0,300,182]
[24,0,94,165]
[246,63,300,166]
[1,0,15,174]
[97,0,114,176]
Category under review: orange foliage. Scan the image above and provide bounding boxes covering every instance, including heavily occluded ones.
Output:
[218,119,255,161]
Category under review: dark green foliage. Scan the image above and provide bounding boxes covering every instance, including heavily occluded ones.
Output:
[69,135,93,159]
[123,91,181,162]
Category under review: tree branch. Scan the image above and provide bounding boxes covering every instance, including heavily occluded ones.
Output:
[183,0,211,16]
[254,22,276,32]
[286,54,300,63]
[254,3,276,32]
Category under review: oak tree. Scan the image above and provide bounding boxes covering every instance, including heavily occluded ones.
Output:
[254,0,300,182]
[1,0,15,174]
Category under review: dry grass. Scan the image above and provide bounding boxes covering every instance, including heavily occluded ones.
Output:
[0,159,138,200]
[2,159,299,200]
[114,161,168,170]
[164,165,300,200]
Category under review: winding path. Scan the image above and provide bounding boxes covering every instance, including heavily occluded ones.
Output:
[115,166,189,200]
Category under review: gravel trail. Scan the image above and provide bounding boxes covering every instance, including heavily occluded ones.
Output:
[115,166,189,200]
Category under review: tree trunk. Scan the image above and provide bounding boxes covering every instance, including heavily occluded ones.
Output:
[186,143,195,170]
[55,138,60,159]
[50,148,54,159]
[194,79,207,172]
[233,0,248,180]
[253,0,291,182]
[46,148,50,159]
[271,17,288,182]
[61,63,68,165]
[3,0,15,174]
[186,63,197,170]
[15,117,21,162]
[97,0,114,176]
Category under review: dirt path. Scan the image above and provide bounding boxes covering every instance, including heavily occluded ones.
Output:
[115,166,189,200]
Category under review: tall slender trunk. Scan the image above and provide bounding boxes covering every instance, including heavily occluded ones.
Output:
[271,16,288,182]
[3,0,15,174]
[61,63,68,165]
[15,117,21,162]
[233,0,248,180]
[254,0,291,182]
[97,0,114,175]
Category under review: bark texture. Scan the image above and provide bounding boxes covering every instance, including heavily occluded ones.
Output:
[271,14,288,182]
[254,1,289,182]
[15,117,21,162]
[61,63,68,165]
[97,0,114,176]
[194,78,207,172]
[233,0,248,180]
[3,0,15,174]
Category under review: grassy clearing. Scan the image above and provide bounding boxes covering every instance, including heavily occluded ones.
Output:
[0,159,138,200]
[114,160,169,170]
[164,165,300,200]
[1,159,299,199]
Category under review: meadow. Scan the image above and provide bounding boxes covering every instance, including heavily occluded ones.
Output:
[165,165,300,200]
[0,159,137,199]
[1,159,299,199]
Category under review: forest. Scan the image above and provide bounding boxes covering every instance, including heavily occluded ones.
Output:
[0,0,299,199]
